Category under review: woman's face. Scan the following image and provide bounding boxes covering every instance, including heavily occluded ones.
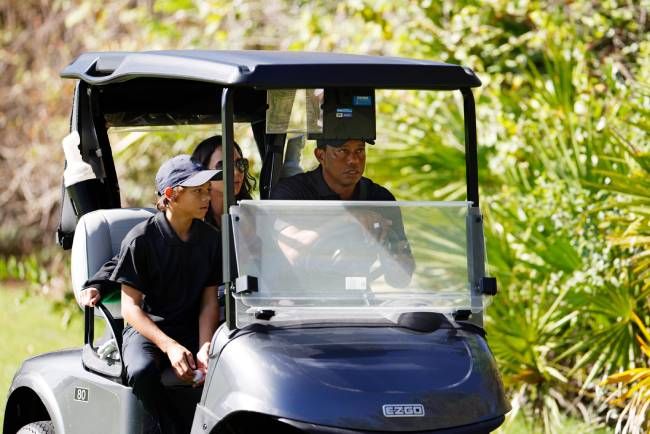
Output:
[208,146,244,197]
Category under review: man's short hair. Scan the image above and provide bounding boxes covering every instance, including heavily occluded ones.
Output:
[316,138,375,149]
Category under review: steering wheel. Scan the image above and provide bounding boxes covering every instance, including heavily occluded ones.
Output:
[298,217,388,294]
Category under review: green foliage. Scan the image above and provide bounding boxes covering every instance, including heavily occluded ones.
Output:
[285,0,649,430]
[1,0,649,431]
[0,255,49,286]
[602,314,650,434]
[0,287,89,428]
[108,127,215,207]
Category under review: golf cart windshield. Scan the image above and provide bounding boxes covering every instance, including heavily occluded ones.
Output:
[231,200,483,328]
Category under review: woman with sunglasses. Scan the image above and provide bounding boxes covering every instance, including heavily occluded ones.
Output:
[191,135,255,228]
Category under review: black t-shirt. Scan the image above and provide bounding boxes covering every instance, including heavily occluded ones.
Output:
[270,166,396,201]
[112,212,222,349]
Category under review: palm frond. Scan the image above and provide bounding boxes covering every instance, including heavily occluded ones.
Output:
[602,318,650,433]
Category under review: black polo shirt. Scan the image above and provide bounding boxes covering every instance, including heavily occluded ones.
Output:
[270,165,411,258]
[112,212,222,350]
[270,166,396,201]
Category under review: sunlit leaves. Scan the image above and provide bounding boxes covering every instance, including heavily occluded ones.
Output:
[602,314,650,433]
[1,0,649,430]
[283,1,650,430]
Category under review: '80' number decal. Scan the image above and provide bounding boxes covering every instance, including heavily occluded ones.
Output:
[74,387,89,402]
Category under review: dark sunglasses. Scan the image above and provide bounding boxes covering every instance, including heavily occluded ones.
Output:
[214,158,249,173]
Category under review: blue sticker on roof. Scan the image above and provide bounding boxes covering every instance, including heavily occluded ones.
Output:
[336,108,353,118]
[353,96,372,106]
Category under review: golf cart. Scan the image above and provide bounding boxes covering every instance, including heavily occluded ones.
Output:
[3,51,509,434]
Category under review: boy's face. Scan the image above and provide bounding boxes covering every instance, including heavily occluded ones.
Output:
[170,182,212,220]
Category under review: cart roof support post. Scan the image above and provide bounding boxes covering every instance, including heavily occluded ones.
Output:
[221,87,237,330]
[461,88,479,208]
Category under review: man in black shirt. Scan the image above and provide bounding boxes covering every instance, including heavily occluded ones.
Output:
[271,138,392,201]
[113,155,221,434]
[271,138,414,288]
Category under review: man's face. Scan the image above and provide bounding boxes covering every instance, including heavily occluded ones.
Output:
[316,139,366,190]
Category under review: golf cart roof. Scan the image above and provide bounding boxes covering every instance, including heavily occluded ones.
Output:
[56,49,483,254]
[61,50,481,90]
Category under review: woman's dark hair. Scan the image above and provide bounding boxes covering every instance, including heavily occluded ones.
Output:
[192,135,256,228]
[191,135,256,200]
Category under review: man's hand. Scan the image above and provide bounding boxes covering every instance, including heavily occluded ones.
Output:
[79,288,101,307]
[164,341,196,383]
[352,210,392,243]
[352,210,415,288]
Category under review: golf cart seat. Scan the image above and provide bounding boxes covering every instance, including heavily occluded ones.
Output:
[280,135,305,179]
[71,207,156,318]
[71,207,155,380]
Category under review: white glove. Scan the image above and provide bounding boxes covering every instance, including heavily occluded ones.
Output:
[97,339,120,360]
[192,369,205,384]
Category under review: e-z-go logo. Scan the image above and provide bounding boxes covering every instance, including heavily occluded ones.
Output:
[382,404,425,417]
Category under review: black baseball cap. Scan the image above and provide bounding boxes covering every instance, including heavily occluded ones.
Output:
[316,138,375,148]
[155,155,221,195]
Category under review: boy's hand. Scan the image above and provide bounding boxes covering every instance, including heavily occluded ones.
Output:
[197,343,210,371]
[165,342,196,382]
[79,288,101,307]
[195,342,211,387]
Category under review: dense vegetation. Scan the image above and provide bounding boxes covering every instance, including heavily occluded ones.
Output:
[1,1,648,432]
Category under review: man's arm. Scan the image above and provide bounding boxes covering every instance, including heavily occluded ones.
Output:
[121,284,195,382]
[352,205,415,288]
[196,285,219,379]
[380,237,415,288]
[378,207,415,288]
[276,225,319,266]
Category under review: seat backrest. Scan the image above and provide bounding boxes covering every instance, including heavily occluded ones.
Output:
[280,135,305,179]
[71,208,156,318]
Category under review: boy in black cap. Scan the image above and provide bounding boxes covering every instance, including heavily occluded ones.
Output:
[113,155,222,434]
